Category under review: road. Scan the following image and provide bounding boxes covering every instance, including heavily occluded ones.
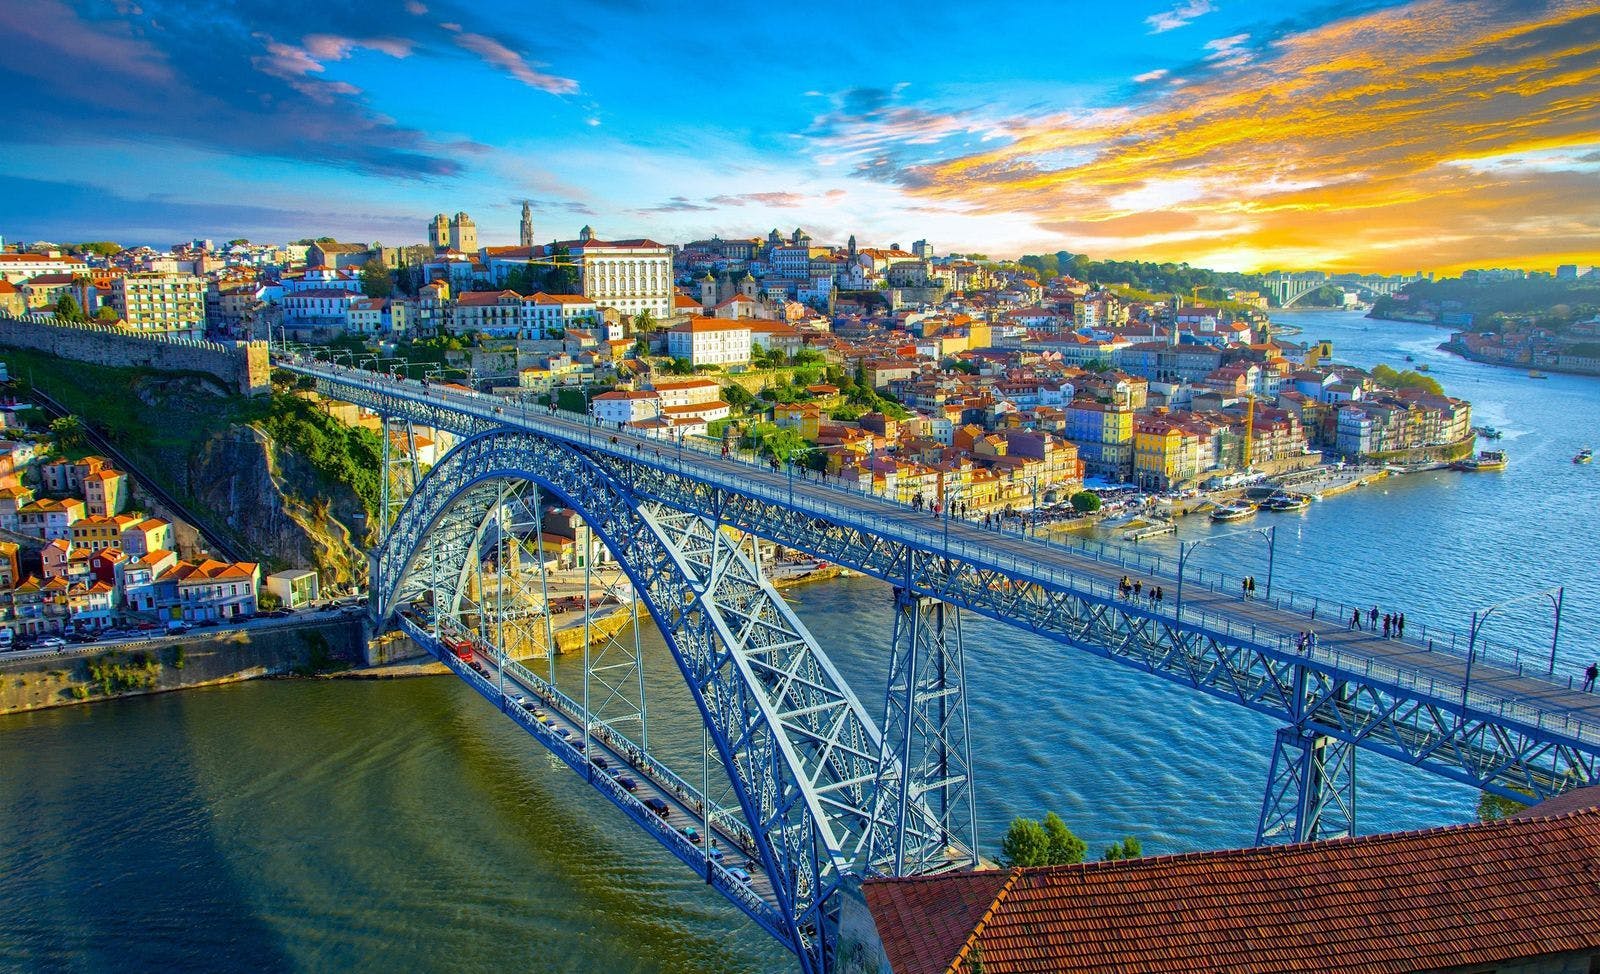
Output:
[0,604,363,664]
[288,359,1600,745]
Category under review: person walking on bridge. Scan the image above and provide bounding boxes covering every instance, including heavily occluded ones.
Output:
[1350,608,1362,630]
[1397,613,1406,639]
[1585,663,1597,692]
[1369,605,1379,629]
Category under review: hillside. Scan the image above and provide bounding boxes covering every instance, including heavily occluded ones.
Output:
[2,346,375,587]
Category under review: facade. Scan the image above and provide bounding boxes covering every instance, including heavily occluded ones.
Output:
[83,468,129,517]
[109,272,206,337]
[165,559,261,621]
[0,253,87,285]
[265,569,320,609]
[18,497,86,541]
[429,212,477,253]
[1064,399,1135,481]
[591,389,661,425]
[281,288,361,334]
[666,318,752,367]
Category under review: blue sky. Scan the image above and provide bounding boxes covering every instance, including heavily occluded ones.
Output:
[2,0,1596,272]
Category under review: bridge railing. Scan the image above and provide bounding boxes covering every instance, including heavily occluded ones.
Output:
[288,359,1600,748]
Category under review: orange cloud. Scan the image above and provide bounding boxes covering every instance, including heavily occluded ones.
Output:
[861,1,1600,273]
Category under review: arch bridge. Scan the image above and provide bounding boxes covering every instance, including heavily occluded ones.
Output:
[1265,271,1419,307]
[279,358,1598,974]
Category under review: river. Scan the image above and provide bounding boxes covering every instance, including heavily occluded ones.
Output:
[4,311,1598,973]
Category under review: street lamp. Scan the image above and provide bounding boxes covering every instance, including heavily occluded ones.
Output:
[1174,524,1276,620]
[1463,585,1565,705]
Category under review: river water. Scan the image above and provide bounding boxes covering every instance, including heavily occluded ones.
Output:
[5,312,1598,973]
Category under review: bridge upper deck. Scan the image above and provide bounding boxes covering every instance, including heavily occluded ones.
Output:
[281,358,1600,758]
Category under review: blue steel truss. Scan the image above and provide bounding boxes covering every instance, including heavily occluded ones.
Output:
[283,360,1600,970]
[369,428,960,973]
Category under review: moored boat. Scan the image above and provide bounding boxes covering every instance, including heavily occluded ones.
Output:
[1454,450,1508,472]
[1262,492,1312,512]
[1210,501,1259,522]
[1529,370,1549,379]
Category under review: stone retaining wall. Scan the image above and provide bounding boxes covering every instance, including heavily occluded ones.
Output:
[0,315,270,395]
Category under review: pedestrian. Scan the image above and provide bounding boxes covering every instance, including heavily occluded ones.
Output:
[1242,578,1250,599]
[1369,606,1379,628]
[1308,630,1318,652]
[1397,613,1405,638]
[1155,586,1163,606]
[1310,606,1317,622]
[1585,663,1598,693]
[1350,608,1361,630]
[1296,631,1307,653]
[1382,616,1391,639]
[1133,580,1142,598]
[1247,576,1256,597]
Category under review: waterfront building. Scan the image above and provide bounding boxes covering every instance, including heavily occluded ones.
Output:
[109,272,206,337]
[1064,398,1134,481]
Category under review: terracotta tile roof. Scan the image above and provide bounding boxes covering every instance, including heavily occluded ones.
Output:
[866,801,1600,974]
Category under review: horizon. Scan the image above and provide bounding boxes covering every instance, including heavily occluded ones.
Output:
[2,1,1597,276]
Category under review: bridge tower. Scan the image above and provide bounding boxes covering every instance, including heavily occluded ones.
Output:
[1256,666,1355,844]
[867,586,979,875]
[380,415,422,527]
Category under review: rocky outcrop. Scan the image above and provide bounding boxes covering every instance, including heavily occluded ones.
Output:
[186,425,368,587]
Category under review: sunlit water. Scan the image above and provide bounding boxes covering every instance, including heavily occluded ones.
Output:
[5,311,1598,973]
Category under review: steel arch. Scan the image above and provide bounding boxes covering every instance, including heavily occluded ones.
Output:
[369,429,933,972]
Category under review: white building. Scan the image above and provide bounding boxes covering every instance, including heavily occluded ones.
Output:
[347,297,412,336]
[281,288,361,334]
[666,318,751,368]
[591,389,662,425]
[527,292,600,336]
[0,253,86,285]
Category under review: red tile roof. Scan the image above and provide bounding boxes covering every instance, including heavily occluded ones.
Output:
[865,797,1600,974]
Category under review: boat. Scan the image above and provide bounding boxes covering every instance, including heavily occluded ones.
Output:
[1417,364,1431,372]
[1210,501,1259,522]
[1474,426,1503,440]
[1404,354,1415,362]
[1575,448,1593,465]
[1261,492,1311,512]
[1454,450,1509,472]
[1529,370,1549,379]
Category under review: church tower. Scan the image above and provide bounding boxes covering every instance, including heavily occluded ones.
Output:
[699,271,717,310]
[429,213,449,251]
[519,201,533,248]
[739,271,758,300]
[847,234,856,256]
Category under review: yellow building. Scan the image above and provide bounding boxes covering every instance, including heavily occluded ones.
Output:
[1133,420,1196,490]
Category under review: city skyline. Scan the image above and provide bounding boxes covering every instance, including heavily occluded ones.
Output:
[2,0,1597,274]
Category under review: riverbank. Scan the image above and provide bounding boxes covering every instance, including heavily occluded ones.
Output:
[0,619,366,715]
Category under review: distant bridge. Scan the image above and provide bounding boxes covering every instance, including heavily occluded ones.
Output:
[1265,271,1425,307]
[279,355,1595,973]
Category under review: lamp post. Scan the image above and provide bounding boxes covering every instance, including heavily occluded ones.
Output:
[1174,524,1276,620]
[1463,586,1565,705]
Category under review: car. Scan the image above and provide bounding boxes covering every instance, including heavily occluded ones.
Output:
[591,755,609,770]
[616,776,639,792]
[726,867,751,883]
[137,622,159,631]
[35,636,66,650]
[166,622,192,634]
[571,741,586,753]
[709,845,725,862]
[681,826,702,845]
[512,694,527,706]
[537,715,552,725]
[554,727,571,739]
[643,798,670,818]
[195,619,220,628]
[529,707,544,717]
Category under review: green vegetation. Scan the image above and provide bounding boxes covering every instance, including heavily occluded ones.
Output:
[1102,836,1143,861]
[1020,251,1264,295]
[1477,791,1531,822]
[1000,811,1086,867]
[54,294,85,322]
[1070,490,1102,513]
[169,645,186,670]
[257,394,383,520]
[1371,363,1445,396]
[739,422,818,465]
[501,248,580,295]
[50,414,87,449]
[359,258,394,299]
[94,306,119,322]
[71,241,123,257]
[1373,276,1600,327]
[85,651,161,694]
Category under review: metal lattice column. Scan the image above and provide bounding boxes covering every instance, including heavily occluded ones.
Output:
[380,414,421,528]
[1257,666,1355,844]
[867,587,978,875]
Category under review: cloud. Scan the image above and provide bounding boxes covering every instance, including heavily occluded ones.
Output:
[633,196,716,214]
[509,196,596,216]
[705,192,809,207]
[1133,68,1171,82]
[828,0,1600,273]
[1146,0,1216,33]
[0,0,579,179]
[447,30,578,94]
[0,174,418,245]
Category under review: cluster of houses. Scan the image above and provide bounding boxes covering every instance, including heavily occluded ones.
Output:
[0,453,261,639]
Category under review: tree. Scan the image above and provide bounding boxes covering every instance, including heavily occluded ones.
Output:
[662,357,695,376]
[724,383,756,412]
[633,308,656,339]
[1041,812,1086,865]
[50,415,88,449]
[1477,791,1530,822]
[94,306,119,323]
[54,294,84,321]
[360,258,395,299]
[1000,816,1052,867]
[1103,836,1143,861]
[1070,490,1102,513]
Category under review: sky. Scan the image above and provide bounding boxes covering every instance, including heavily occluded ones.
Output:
[1,0,1596,275]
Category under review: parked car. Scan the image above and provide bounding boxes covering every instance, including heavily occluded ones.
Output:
[36,636,66,650]
[137,622,159,631]
[166,621,192,634]
[643,798,670,818]
[726,867,751,883]
[195,619,220,628]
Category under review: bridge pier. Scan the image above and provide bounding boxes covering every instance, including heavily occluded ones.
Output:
[1256,668,1355,845]
[869,587,978,875]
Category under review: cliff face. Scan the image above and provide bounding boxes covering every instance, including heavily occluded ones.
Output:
[185,424,368,588]
[119,373,370,587]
